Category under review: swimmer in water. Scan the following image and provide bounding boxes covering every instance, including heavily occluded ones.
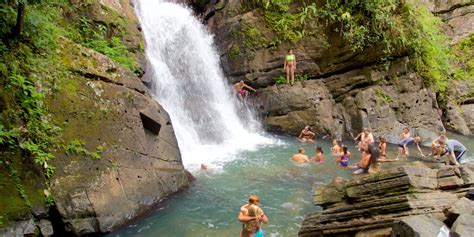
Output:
[291,148,310,163]
[283,49,296,85]
[336,146,351,167]
[234,80,256,101]
[331,139,342,157]
[313,146,324,163]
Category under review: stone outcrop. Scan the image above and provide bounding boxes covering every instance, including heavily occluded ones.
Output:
[257,57,444,143]
[298,162,474,236]
[203,0,474,137]
[43,39,190,235]
[0,4,190,234]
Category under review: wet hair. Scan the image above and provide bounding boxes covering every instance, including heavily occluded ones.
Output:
[315,146,323,154]
[379,136,386,143]
[247,204,259,217]
[298,148,305,153]
[342,146,348,155]
[403,127,409,132]
[288,49,292,53]
[368,143,380,166]
[249,195,260,204]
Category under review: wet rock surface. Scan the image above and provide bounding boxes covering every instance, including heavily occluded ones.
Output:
[203,0,474,138]
[298,163,474,236]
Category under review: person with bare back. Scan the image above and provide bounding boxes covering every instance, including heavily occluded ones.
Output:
[234,80,256,101]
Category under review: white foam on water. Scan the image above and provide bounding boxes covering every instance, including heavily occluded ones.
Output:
[135,0,276,170]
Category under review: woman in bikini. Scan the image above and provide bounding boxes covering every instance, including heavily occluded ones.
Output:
[336,146,351,167]
[283,49,296,85]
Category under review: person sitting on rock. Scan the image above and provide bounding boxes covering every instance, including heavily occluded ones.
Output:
[283,49,296,85]
[396,135,425,160]
[234,80,256,101]
[351,144,371,175]
[292,148,310,163]
[298,125,315,142]
[313,146,324,164]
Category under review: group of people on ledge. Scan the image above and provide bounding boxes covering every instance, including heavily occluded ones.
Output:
[292,126,468,174]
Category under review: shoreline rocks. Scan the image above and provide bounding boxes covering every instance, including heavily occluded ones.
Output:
[299,162,474,236]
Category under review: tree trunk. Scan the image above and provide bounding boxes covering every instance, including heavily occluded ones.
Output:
[12,2,25,37]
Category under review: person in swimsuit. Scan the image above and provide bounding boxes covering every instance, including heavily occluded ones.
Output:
[351,144,371,175]
[298,125,315,142]
[313,146,324,164]
[354,128,374,151]
[429,133,447,158]
[331,139,342,157]
[292,148,310,163]
[234,80,256,101]
[336,146,351,167]
[396,135,425,160]
[238,195,268,237]
[283,49,296,85]
[378,136,389,162]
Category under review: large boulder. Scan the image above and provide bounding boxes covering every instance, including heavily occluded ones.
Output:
[47,39,189,235]
[390,215,448,237]
[299,164,471,236]
[443,197,474,222]
[451,213,474,236]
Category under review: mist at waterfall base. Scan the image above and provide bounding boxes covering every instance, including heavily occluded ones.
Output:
[136,0,273,171]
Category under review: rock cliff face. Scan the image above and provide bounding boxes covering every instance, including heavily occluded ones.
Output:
[47,39,189,235]
[0,1,189,236]
[203,0,474,139]
[298,162,474,236]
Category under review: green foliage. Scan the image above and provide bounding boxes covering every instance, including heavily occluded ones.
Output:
[452,34,474,80]
[274,75,287,84]
[64,139,104,160]
[274,74,308,84]
[69,16,139,72]
[228,45,241,58]
[374,88,393,104]
[247,0,317,44]
[7,163,31,208]
[295,74,308,82]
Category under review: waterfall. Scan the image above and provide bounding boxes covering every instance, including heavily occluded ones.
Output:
[135,0,272,169]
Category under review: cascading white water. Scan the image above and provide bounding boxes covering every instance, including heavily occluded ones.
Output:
[135,0,273,169]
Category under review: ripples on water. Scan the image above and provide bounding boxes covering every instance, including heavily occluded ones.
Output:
[107,134,474,237]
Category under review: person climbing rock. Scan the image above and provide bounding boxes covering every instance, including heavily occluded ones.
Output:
[234,80,256,101]
[396,135,425,160]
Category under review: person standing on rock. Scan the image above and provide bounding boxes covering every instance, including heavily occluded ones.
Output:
[238,195,268,237]
[234,80,256,101]
[284,49,296,85]
[292,148,310,163]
